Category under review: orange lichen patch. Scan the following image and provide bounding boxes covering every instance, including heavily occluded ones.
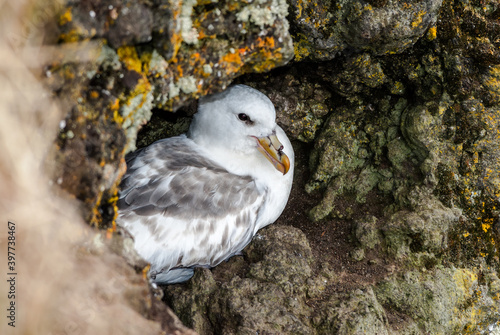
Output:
[59,7,73,26]
[222,51,242,65]
[109,98,120,111]
[142,264,151,280]
[226,1,240,12]
[117,46,142,73]
[106,228,114,239]
[93,156,127,229]
[175,64,184,77]
[248,44,285,73]
[188,52,213,78]
[167,3,183,60]
[89,191,104,227]
[113,109,124,125]
[184,51,204,68]
[238,47,249,55]
[255,36,275,49]
[219,51,244,75]
[222,35,285,73]
[263,36,275,49]
[427,26,437,40]
[90,90,99,99]
[148,14,290,108]
[412,10,427,28]
[130,78,152,107]
[171,33,183,59]
[252,53,283,72]
[293,34,312,61]
[116,47,153,114]
[192,14,217,40]
[139,52,153,73]
[107,191,121,234]
[197,30,216,40]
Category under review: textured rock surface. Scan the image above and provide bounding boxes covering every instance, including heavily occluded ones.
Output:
[21,0,500,333]
[164,226,316,334]
[376,266,500,333]
[59,0,294,110]
[289,0,443,60]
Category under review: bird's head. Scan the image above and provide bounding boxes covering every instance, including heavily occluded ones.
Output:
[188,85,291,175]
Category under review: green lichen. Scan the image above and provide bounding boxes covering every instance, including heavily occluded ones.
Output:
[120,92,154,152]
[97,45,122,71]
[386,138,413,172]
[177,76,198,94]
[180,0,199,44]
[236,0,289,29]
[383,196,461,258]
[306,113,366,193]
[147,49,169,73]
[376,266,500,334]
[114,46,155,152]
[314,288,390,335]
[353,215,382,250]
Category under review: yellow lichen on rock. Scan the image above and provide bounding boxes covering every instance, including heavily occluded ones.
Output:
[484,65,500,105]
[117,46,143,73]
[427,25,437,40]
[411,10,427,28]
[58,6,72,25]
[293,34,312,61]
[453,268,478,301]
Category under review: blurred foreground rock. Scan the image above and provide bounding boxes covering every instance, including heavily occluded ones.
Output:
[0,1,196,334]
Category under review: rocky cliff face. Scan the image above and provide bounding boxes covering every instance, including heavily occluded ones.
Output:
[14,0,500,333]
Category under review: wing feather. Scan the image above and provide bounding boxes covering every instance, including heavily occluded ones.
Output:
[117,135,265,281]
[118,136,261,218]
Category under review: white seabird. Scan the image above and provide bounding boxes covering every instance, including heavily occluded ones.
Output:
[117,85,294,284]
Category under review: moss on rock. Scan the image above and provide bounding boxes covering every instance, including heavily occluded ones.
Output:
[314,288,390,335]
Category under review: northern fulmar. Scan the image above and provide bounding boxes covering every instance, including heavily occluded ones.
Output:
[117,85,294,284]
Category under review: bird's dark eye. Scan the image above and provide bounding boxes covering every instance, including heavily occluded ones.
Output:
[238,113,249,122]
[237,113,254,125]
[238,113,254,126]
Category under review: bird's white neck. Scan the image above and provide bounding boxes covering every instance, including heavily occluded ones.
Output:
[202,144,293,231]
[203,145,279,186]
